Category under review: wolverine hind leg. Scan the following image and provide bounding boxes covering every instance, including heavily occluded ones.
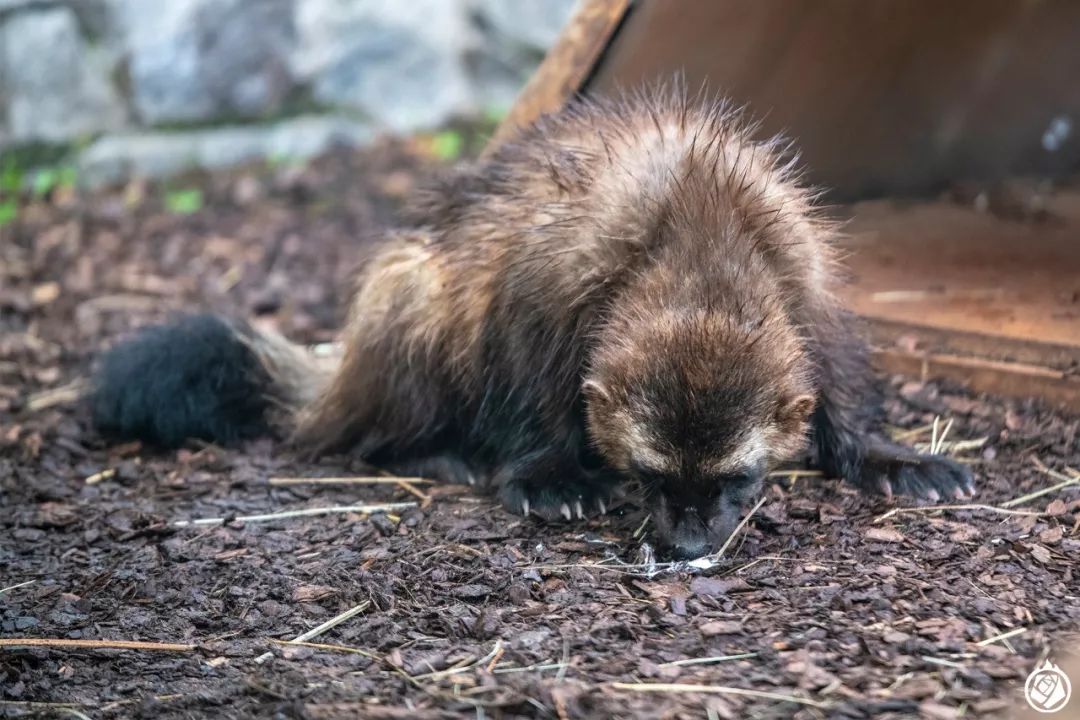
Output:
[291,231,450,456]
[807,309,975,500]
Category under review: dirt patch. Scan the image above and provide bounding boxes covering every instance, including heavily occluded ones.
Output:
[2,144,1078,719]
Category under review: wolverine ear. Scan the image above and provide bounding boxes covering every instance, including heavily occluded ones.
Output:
[777,394,816,426]
[582,379,612,403]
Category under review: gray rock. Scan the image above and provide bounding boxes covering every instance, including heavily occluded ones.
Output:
[473,0,576,50]
[77,114,372,187]
[117,0,295,124]
[22,1,111,33]
[114,1,211,123]
[293,0,477,131]
[0,0,47,12]
[0,0,572,178]
[0,5,126,142]
[0,1,112,40]
[468,0,576,113]
[191,0,296,117]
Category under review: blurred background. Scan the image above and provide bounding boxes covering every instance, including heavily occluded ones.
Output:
[0,0,575,187]
[2,0,1077,404]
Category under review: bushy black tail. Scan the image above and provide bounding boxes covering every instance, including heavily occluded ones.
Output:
[90,314,331,448]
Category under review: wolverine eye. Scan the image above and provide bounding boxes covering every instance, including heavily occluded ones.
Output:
[709,469,764,504]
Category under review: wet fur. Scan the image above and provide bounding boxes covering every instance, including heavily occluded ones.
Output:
[295,84,971,526]
[92,84,973,554]
[91,315,275,446]
[91,315,331,447]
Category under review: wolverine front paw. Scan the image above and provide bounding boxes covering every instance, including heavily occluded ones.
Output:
[855,442,976,501]
[493,455,618,521]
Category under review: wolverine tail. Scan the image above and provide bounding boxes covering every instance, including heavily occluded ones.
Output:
[90,314,336,448]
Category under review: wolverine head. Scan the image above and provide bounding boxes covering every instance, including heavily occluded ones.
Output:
[584,308,816,559]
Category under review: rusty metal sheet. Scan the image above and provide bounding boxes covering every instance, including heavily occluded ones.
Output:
[589,0,1080,200]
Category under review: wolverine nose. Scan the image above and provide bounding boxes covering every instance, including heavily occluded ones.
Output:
[669,539,710,561]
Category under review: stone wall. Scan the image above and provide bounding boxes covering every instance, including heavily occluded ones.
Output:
[0,0,575,183]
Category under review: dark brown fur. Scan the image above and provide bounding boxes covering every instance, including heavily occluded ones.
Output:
[94,84,974,558]
[290,85,973,557]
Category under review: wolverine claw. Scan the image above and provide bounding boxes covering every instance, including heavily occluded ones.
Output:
[854,443,975,503]
[494,463,620,522]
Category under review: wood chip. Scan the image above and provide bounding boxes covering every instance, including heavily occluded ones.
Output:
[864,527,905,543]
[699,620,743,636]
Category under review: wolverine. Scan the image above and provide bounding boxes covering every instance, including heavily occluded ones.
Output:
[92,86,974,559]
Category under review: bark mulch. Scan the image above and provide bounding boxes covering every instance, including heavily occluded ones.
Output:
[1,142,1078,719]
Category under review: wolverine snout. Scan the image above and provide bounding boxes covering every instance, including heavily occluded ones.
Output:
[652,492,745,561]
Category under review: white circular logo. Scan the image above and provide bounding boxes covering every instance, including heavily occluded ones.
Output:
[1025,659,1072,714]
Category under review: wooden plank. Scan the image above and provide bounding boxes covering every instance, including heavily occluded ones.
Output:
[873,349,1080,413]
[864,319,1080,372]
[845,193,1080,410]
[485,0,631,152]
[839,194,1080,369]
